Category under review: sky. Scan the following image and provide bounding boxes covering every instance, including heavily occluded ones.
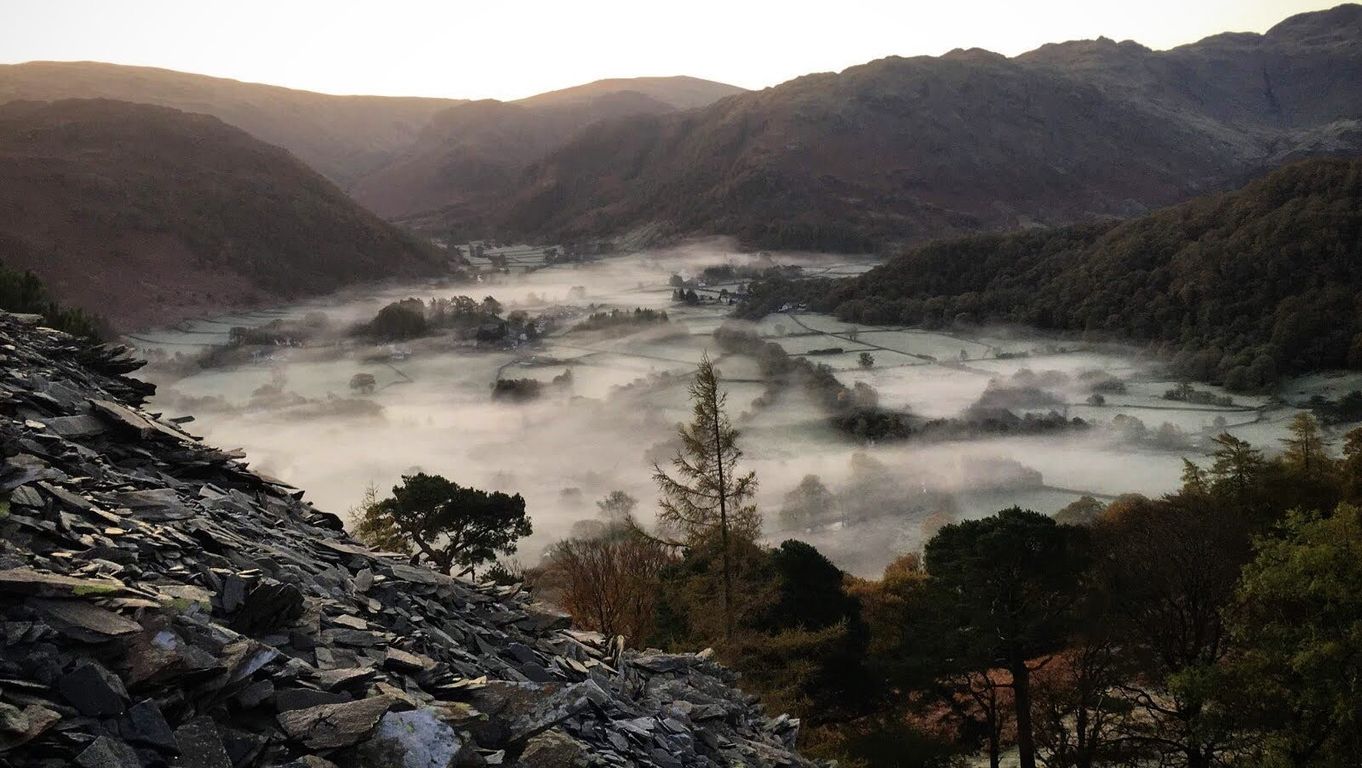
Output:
[0,0,1340,100]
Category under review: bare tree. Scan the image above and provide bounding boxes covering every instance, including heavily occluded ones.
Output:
[541,526,674,642]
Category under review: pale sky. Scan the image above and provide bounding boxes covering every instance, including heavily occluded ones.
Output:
[0,0,1341,100]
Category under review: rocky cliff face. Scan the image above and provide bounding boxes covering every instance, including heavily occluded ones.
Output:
[0,311,811,768]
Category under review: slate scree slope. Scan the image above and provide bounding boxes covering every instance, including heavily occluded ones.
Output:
[0,310,813,767]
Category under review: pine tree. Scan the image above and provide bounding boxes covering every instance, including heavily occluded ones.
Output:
[653,353,760,639]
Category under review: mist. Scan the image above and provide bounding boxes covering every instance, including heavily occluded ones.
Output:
[134,240,1318,577]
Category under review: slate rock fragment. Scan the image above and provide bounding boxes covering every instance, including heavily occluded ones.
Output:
[174,716,233,768]
[517,728,588,767]
[276,695,399,750]
[124,699,178,753]
[59,661,129,717]
[75,735,142,768]
[353,708,466,768]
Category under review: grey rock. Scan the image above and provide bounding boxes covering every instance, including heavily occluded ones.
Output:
[517,728,588,767]
[276,695,398,750]
[354,708,466,768]
[75,735,141,768]
[124,699,178,752]
[31,597,142,639]
[59,661,129,717]
[173,716,232,768]
[274,687,350,711]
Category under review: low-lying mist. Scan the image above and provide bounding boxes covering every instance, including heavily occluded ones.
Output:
[135,241,1323,576]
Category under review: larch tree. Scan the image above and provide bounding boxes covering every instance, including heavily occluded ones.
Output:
[1282,412,1328,477]
[653,353,760,639]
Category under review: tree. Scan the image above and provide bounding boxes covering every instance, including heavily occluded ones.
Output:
[653,353,760,639]
[1207,432,1263,505]
[1342,427,1362,502]
[541,524,673,642]
[924,508,1090,768]
[351,473,531,575]
[368,300,427,340]
[744,540,873,721]
[858,351,875,369]
[1092,494,1252,768]
[595,490,638,522]
[348,483,408,555]
[481,296,503,316]
[1224,504,1362,766]
[349,372,376,394]
[1053,496,1105,527]
[779,474,835,531]
[1281,412,1328,478]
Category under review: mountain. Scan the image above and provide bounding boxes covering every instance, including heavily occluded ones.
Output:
[517,75,746,110]
[743,157,1362,390]
[0,63,748,223]
[348,91,682,219]
[0,309,814,767]
[0,99,444,330]
[484,4,1362,251]
[349,78,748,219]
[0,61,461,186]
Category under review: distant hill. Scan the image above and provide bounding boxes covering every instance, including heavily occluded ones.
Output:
[516,76,746,110]
[0,99,444,330]
[349,90,683,219]
[0,61,461,186]
[743,157,1362,390]
[0,63,748,222]
[483,4,1362,251]
[350,77,748,219]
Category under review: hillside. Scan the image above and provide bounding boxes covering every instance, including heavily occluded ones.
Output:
[0,310,812,767]
[486,4,1362,251]
[0,99,444,330]
[0,63,748,221]
[516,75,746,110]
[350,90,683,219]
[0,61,460,186]
[743,157,1362,390]
[352,78,747,219]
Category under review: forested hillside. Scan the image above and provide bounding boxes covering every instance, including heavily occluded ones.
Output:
[744,157,1362,389]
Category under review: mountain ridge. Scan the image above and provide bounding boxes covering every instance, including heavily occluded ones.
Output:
[471,3,1362,251]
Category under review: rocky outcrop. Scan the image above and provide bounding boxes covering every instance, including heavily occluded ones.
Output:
[0,312,811,767]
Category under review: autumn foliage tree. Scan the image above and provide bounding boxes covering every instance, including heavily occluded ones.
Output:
[540,525,674,642]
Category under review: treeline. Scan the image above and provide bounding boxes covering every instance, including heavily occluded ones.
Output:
[354,295,542,344]
[714,326,1086,443]
[572,307,669,333]
[533,411,1362,768]
[742,158,1362,391]
[0,261,102,339]
[355,355,1362,766]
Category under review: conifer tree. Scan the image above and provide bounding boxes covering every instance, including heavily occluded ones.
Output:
[1282,412,1328,477]
[653,353,760,639]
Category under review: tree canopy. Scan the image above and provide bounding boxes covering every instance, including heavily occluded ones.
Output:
[351,473,531,575]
